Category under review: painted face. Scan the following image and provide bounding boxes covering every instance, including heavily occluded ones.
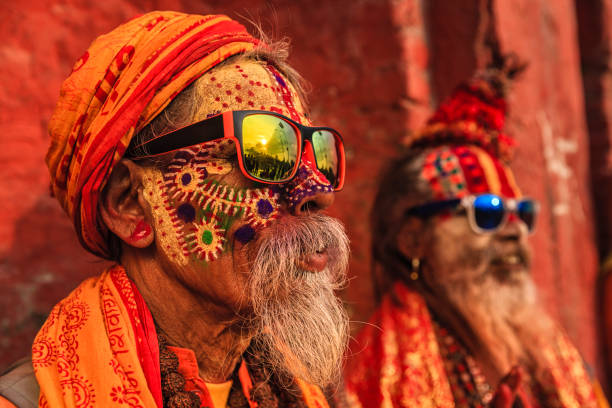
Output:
[143,60,334,267]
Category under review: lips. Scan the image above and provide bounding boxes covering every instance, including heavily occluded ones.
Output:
[297,248,329,272]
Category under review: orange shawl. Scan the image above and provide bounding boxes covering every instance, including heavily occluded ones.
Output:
[33,266,162,407]
[32,266,330,408]
[46,11,259,258]
[344,281,601,408]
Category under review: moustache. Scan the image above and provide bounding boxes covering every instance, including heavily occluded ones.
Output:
[244,213,350,387]
[248,214,350,282]
[490,249,530,268]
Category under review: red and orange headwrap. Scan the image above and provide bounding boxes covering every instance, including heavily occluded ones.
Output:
[403,60,524,201]
[46,11,259,258]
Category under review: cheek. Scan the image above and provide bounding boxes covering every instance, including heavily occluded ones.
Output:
[426,218,492,279]
[144,147,283,267]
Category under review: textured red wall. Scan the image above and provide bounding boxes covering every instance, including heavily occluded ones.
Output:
[576,0,612,384]
[0,0,607,387]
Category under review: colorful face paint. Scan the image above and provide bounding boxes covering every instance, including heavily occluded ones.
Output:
[143,140,281,266]
[281,162,333,212]
[142,61,333,265]
[194,61,309,126]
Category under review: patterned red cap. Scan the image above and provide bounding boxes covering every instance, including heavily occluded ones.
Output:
[404,57,525,162]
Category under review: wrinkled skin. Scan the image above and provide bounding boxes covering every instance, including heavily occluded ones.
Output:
[424,211,532,287]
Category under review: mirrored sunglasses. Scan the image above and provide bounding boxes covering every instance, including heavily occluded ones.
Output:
[126,110,346,190]
[406,193,539,234]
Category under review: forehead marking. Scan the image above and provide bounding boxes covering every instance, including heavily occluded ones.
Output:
[265,64,302,124]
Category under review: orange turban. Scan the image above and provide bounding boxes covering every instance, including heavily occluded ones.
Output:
[46,11,259,258]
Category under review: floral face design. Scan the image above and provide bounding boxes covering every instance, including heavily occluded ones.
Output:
[143,139,282,266]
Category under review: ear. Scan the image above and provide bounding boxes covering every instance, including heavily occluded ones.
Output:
[99,159,154,249]
[396,217,428,260]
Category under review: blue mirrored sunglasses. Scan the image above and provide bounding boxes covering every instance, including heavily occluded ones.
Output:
[406,193,539,234]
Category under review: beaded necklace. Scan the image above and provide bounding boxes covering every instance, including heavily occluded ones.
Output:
[432,320,493,407]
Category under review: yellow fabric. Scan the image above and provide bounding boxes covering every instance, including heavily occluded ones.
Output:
[540,332,605,407]
[32,267,156,407]
[204,380,233,408]
[472,145,503,195]
[344,283,454,408]
[469,144,522,197]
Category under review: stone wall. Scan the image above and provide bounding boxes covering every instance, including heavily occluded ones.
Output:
[0,0,608,388]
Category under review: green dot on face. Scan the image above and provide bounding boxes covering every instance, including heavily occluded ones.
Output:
[202,230,213,245]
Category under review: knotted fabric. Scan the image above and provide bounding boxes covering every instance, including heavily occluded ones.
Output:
[46,11,259,258]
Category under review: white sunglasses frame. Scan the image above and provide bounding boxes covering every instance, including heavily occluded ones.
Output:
[459,194,540,235]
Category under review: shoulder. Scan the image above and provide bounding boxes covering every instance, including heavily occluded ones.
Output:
[0,358,39,408]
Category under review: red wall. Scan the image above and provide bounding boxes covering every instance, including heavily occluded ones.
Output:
[0,0,608,387]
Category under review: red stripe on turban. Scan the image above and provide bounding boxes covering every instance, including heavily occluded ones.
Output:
[46,11,259,257]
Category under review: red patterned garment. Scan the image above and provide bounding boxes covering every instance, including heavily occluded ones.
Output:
[343,282,602,408]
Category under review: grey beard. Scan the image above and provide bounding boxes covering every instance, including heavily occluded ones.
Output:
[441,270,554,376]
[246,214,350,388]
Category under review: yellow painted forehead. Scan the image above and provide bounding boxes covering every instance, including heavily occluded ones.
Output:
[193,59,308,124]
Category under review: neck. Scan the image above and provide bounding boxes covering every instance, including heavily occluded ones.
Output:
[418,276,506,386]
[121,248,253,383]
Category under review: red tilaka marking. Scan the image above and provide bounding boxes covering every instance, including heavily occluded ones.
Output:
[265,64,301,123]
[130,220,152,241]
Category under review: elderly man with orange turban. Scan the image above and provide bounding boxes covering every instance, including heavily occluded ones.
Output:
[343,58,607,407]
[0,11,349,408]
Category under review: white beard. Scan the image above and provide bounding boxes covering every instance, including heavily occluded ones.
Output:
[441,270,554,376]
[247,214,350,388]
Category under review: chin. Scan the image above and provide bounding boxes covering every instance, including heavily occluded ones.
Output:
[490,264,530,285]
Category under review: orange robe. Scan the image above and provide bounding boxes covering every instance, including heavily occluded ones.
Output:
[31,266,329,407]
[344,281,604,408]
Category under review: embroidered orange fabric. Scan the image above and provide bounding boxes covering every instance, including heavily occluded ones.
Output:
[31,266,330,408]
[46,11,259,258]
[32,266,162,407]
[344,281,602,408]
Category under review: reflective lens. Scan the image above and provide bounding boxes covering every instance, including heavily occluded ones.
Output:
[312,130,339,186]
[517,199,537,232]
[241,114,298,182]
[473,194,505,230]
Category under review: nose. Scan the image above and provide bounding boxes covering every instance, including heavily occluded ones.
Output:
[295,188,335,215]
[281,142,335,216]
[497,213,526,241]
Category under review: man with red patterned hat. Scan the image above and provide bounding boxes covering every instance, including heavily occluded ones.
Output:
[343,59,607,407]
[0,11,350,408]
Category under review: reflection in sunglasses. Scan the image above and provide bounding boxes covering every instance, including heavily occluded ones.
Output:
[312,130,338,185]
[243,115,299,182]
